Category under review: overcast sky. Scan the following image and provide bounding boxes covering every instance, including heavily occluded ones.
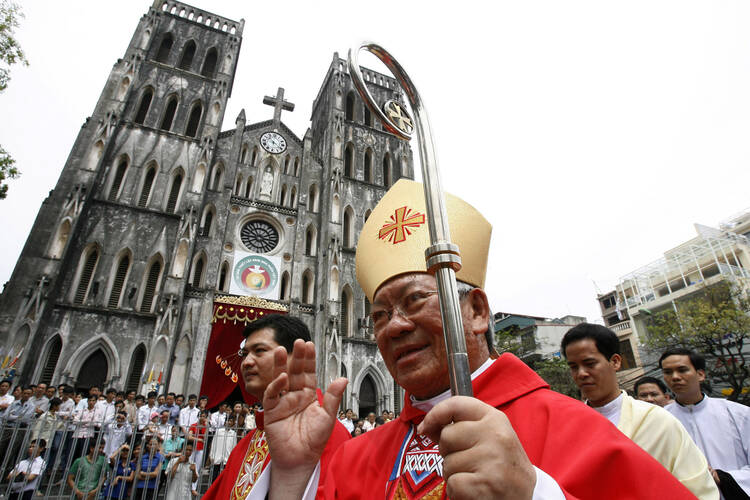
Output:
[2,1,750,325]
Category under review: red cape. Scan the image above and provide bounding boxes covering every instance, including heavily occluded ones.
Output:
[323,354,696,499]
[204,390,350,499]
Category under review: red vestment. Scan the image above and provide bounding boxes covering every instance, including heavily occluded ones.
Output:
[323,354,696,499]
[204,391,350,500]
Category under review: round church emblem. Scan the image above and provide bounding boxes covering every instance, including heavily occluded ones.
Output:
[233,255,279,295]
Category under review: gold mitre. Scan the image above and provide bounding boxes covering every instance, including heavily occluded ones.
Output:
[355,179,492,301]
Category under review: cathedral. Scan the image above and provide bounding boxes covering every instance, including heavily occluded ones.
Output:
[0,0,414,416]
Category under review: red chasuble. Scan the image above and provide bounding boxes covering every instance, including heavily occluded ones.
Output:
[204,391,350,499]
[323,354,696,500]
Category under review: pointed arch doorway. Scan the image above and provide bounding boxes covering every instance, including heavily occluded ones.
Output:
[359,374,378,417]
[76,349,108,393]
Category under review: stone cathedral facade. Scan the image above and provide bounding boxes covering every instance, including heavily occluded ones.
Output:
[0,0,414,416]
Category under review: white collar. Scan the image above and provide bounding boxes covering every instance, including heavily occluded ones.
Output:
[410,357,494,413]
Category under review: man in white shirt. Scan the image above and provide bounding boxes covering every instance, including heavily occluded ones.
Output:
[207,415,237,481]
[661,348,750,499]
[93,388,116,428]
[0,380,15,412]
[209,402,229,430]
[103,411,132,458]
[338,409,354,433]
[179,394,200,435]
[157,410,172,443]
[6,438,46,496]
[361,412,376,432]
[137,391,159,432]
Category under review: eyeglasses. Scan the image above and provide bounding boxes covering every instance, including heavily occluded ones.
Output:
[370,291,439,329]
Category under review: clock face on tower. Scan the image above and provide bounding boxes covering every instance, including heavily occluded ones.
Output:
[260,132,287,154]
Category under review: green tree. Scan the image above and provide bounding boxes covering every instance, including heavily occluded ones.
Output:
[0,0,27,199]
[533,357,580,399]
[644,281,750,404]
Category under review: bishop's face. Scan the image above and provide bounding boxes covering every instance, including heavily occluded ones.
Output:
[371,273,490,400]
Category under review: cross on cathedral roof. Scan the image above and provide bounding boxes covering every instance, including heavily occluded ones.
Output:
[263,87,295,123]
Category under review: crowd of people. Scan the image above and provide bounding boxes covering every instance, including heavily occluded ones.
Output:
[0,382,263,498]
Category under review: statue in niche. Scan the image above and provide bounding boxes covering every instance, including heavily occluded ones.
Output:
[259,165,274,200]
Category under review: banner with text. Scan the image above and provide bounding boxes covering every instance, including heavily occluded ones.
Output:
[229,251,281,299]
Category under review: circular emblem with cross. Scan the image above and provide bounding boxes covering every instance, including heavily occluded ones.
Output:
[383,100,414,136]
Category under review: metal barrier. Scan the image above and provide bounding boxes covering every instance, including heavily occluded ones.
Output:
[0,416,244,499]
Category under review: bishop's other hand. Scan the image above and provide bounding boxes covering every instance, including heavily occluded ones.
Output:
[418,396,536,500]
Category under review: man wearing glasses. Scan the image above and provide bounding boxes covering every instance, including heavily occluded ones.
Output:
[260,179,696,499]
[202,314,350,499]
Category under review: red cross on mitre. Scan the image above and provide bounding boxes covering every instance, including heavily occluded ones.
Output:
[378,206,426,244]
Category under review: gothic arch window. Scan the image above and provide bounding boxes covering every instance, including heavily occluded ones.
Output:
[334,136,342,159]
[160,94,179,131]
[50,218,72,259]
[39,335,62,386]
[201,47,218,78]
[284,155,291,175]
[294,157,300,176]
[138,162,157,208]
[245,177,253,198]
[73,245,100,305]
[107,156,129,201]
[172,240,188,278]
[345,91,356,121]
[305,224,317,256]
[178,40,197,71]
[87,139,105,170]
[192,163,206,192]
[251,147,258,166]
[280,184,287,206]
[240,144,248,164]
[184,101,202,138]
[139,256,163,313]
[190,253,206,288]
[364,209,372,222]
[117,76,130,101]
[218,261,229,292]
[77,349,108,392]
[364,106,372,127]
[344,144,354,178]
[332,194,341,223]
[125,344,146,393]
[364,149,373,183]
[165,169,184,213]
[107,251,131,308]
[343,206,355,248]
[329,268,339,301]
[340,286,353,337]
[308,184,319,212]
[234,174,243,195]
[200,205,215,237]
[209,163,224,191]
[383,153,392,188]
[280,271,290,300]
[289,186,296,207]
[302,269,314,304]
[155,33,173,63]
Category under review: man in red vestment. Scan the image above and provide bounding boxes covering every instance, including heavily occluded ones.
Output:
[202,314,349,499]
[260,180,697,499]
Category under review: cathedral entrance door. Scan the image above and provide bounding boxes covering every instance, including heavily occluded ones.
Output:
[76,349,108,393]
[358,374,377,417]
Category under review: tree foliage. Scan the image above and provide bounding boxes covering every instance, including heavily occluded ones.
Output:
[0,0,27,199]
[644,281,750,404]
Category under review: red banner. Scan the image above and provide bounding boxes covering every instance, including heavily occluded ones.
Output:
[199,295,288,407]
